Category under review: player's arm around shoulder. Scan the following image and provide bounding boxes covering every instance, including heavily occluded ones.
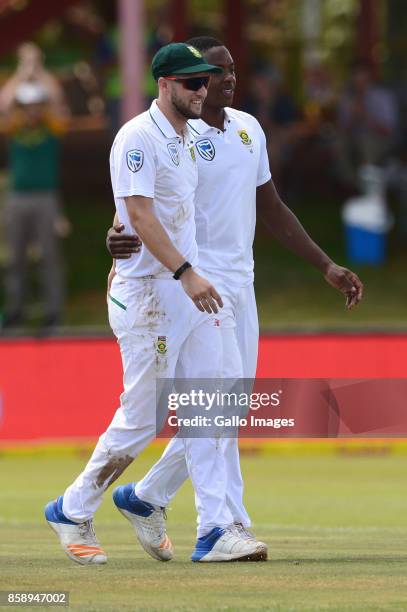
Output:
[124,195,222,315]
[106,211,142,260]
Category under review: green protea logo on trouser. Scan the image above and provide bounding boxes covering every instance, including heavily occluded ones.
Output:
[156,336,167,354]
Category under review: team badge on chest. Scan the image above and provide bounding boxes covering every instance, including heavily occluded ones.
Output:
[238,130,253,146]
[126,149,144,172]
[167,142,180,166]
[189,146,196,162]
[196,139,215,161]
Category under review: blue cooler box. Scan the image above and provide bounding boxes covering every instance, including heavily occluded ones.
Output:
[345,224,386,264]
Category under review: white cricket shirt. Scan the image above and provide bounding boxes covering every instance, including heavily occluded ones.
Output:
[189,108,271,286]
[110,99,199,278]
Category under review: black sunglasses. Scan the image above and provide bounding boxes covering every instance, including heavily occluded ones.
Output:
[165,76,210,91]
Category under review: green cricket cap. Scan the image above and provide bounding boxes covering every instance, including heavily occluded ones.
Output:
[152,42,222,81]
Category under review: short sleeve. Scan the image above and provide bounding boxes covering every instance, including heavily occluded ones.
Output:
[256,121,272,187]
[110,126,156,199]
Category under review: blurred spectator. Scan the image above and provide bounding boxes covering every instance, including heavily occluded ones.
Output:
[0,42,69,117]
[242,66,300,190]
[304,60,335,112]
[386,143,407,237]
[385,71,407,238]
[243,66,299,132]
[1,78,70,331]
[336,63,398,189]
[94,23,121,134]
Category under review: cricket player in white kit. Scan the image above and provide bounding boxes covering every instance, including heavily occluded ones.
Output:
[107,37,364,561]
[130,73,271,535]
[45,43,265,566]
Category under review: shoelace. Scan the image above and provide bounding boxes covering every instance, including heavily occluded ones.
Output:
[218,526,248,552]
[222,526,238,539]
[233,523,255,541]
[78,519,97,543]
[152,508,167,535]
[140,507,167,540]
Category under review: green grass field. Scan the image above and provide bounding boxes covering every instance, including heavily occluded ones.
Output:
[1,446,407,611]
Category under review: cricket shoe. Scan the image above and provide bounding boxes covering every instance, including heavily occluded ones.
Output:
[45,496,107,565]
[191,526,267,562]
[113,483,173,562]
[233,522,268,560]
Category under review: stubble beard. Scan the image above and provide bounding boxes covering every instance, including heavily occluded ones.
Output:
[171,90,202,120]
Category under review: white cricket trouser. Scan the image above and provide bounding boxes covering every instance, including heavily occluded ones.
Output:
[135,282,259,531]
[63,274,235,535]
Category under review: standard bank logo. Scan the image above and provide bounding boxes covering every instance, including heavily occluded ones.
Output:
[196,139,215,161]
[126,149,144,172]
[167,142,180,166]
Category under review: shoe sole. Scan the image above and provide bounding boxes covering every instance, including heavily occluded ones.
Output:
[116,507,173,562]
[239,543,268,562]
[241,549,268,562]
[46,521,107,566]
[193,546,268,562]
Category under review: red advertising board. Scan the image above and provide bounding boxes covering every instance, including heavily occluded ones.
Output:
[0,335,406,441]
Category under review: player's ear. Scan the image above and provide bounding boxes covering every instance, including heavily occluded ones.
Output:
[158,77,169,94]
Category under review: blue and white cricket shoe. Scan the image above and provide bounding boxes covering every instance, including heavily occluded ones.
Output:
[113,483,173,562]
[45,496,107,565]
[191,526,267,562]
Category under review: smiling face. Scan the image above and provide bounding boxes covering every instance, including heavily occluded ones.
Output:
[200,46,236,110]
[161,73,209,120]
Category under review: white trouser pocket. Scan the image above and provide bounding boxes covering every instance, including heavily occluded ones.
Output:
[108,276,168,336]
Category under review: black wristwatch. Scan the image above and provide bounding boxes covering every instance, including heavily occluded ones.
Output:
[173,261,192,280]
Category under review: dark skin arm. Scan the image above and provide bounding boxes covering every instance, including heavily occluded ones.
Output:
[106,213,142,258]
[107,181,364,309]
[106,214,140,298]
[256,180,363,309]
